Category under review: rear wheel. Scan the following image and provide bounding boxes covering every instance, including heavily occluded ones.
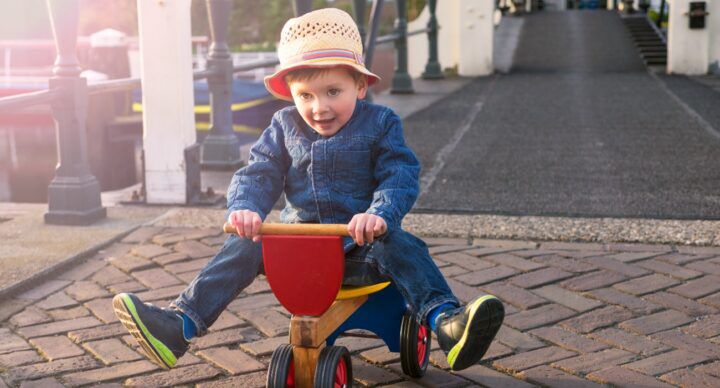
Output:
[400,311,431,377]
[267,344,295,387]
[314,345,352,388]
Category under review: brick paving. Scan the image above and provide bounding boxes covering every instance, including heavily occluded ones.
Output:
[2,227,720,387]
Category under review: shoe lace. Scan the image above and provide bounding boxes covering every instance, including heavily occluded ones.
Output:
[438,307,463,322]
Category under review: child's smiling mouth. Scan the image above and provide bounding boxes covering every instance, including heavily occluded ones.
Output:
[314,118,335,125]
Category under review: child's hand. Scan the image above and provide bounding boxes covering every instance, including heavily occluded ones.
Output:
[228,210,262,242]
[348,213,387,246]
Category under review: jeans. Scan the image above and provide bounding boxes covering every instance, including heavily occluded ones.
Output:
[172,229,459,336]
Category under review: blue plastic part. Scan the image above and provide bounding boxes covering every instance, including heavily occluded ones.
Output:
[326,282,408,353]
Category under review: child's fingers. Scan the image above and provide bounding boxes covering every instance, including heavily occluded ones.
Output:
[353,217,366,245]
[365,220,375,244]
[347,217,357,242]
[373,218,387,236]
[243,216,254,239]
[251,214,262,239]
[232,213,246,237]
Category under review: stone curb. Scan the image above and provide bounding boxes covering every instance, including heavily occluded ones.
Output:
[149,207,720,247]
[403,213,720,246]
[0,224,141,302]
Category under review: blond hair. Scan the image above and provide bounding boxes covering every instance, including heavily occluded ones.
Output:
[284,66,367,86]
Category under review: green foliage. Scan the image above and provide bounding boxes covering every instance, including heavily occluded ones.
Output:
[235,41,277,52]
[408,0,427,21]
[78,0,138,36]
[647,9,668,24]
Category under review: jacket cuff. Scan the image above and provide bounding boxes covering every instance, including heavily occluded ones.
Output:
[226,201,266,222]
[366,208,398,233]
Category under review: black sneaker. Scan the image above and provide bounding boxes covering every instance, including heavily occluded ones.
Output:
[435,295,504,371]
[112,293,188,369]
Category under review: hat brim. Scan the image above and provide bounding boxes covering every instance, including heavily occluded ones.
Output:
[264,59,381,102]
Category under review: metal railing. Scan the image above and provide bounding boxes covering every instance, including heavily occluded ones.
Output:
[0,0,444,225]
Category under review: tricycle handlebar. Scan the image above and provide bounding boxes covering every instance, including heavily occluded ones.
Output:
[223,222,351,236]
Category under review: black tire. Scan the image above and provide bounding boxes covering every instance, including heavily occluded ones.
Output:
[400,311,431,378]
[314,345,352,388]
[267,344,295,388]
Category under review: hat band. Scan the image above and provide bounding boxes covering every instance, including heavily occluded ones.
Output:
[285,48,364,67]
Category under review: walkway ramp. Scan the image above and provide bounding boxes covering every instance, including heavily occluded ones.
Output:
[408,11,720,220]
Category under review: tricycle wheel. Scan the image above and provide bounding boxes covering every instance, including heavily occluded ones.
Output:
[314,345,352,388]
[267,344,295,388]
[400,311,430,377]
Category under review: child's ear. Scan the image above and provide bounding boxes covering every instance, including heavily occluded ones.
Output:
[357,76,368,99]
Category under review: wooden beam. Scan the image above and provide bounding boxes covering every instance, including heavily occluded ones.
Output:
[290,296,367,347]
[293,344,324,388]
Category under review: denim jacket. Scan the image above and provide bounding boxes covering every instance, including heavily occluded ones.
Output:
[226,99,420,234]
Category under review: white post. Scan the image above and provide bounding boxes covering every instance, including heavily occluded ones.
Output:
[458,0,494,76]
[709,0,720,74]
[667,0,710,75]
[136,0,196,204]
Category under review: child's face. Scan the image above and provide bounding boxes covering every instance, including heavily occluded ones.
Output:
[288,68,368,137]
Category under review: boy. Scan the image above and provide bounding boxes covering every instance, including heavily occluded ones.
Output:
[113,7,504,372]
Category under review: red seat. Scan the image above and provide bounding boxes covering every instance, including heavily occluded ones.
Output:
[262,235,345,316]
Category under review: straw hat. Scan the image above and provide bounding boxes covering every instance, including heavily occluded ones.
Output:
[264,8,381,101]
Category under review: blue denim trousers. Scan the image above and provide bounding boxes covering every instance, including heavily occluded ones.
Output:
[172,229,459,336]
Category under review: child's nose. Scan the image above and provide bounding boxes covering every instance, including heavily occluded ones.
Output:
[313,98,328,114]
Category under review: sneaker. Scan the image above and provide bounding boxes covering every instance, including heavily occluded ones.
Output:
[112,293,188,369]
[435,295,504,371]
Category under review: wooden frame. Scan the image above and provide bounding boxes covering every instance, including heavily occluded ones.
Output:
[288,296,367,387]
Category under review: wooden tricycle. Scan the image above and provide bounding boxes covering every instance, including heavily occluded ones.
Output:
[223,222,431,388]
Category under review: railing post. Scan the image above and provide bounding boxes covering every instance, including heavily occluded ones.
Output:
[292,0,313,16]
[391,0,413,94]
[44,0,105,225]
[352,0,368,47]
[622,0,635,14]
[200,0,242,169]
[422,0,443,79]
[657,0,666,29]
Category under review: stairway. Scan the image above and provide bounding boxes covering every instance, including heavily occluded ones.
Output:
[622,15,667,67]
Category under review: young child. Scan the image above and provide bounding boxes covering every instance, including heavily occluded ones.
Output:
[113,7,504,373]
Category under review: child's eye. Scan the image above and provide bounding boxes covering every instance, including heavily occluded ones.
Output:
[299,93,312,100]
[328,88,341,97]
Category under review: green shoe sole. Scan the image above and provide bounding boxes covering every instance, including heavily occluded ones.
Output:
[112,293,177,369]
[446,295,505,371]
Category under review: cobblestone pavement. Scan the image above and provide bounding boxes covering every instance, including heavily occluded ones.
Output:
[2,226,720,387]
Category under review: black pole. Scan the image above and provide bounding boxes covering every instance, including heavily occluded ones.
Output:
[657,0,666,29]
[292,0,312,16]
[352,0,367,50]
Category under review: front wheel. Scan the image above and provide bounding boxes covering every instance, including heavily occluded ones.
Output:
[267,344,295,387]
[314,345,352,388]
[400,311,431,377]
